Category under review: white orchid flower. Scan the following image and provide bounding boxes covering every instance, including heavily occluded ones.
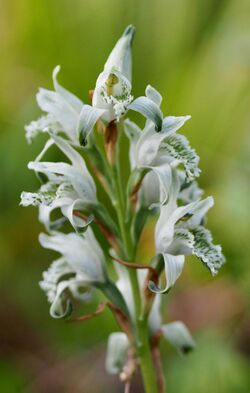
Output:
[124,85,198,206]
[150,169,225,294]
[26,65,83,144]
[21,134,96,231]
[92,25,135,124]
[25,65,105,146]
[39,228,106,318]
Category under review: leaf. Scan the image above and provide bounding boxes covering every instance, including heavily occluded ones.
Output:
[162,321,195,354]
[131,206,150,245]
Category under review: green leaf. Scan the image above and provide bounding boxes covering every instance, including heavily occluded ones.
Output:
[131,206,150,244]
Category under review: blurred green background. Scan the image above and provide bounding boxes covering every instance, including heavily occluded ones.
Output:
[0,0,250,392]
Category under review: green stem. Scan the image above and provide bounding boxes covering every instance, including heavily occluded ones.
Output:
[137,318,159,393]
[109,127,159,393]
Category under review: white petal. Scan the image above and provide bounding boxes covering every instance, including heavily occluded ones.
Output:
[150,163,172,206]
[104,25,135,81]
[39,229,105,283]
[161,133,200,180]
[145,85,162,106]
[129,96,163,131]
[168,228,194,255]
[77,105,106,146]
[178,174,203,204]
[148,294,162,333]
[161,115,191,136]
[124,118,141,169]
[162,321,195,354]
[190,226,225,275]
[36,88,79,140]
[105,332,129,374]
[52,65,83,113]
[148,253,185,293]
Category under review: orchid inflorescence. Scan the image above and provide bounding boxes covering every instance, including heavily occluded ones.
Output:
[21,25,225,393]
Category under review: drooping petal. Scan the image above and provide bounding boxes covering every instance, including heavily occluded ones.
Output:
[161,133,200,180]
[36,67,85,143]
[148,253,185,294]
[36,88,79,141]
[77,105,106,146]
[162,321,195,354]
[105,332,129,374]
[25,115,61,143]
[20,183,56,207]
[39,257,73,318]
[39,257,91,319]
[190,226,225,275]
[39,228,106,283]
[32,182,93,232]
[129,96,163,131]
[47,280,73,319]
[28,156,96,202]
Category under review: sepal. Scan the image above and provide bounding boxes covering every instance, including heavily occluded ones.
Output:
[128,96,163,131]
[106,332,129,374]
[162,321,195,354]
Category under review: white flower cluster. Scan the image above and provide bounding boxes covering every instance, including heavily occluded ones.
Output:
[21,25,225,380]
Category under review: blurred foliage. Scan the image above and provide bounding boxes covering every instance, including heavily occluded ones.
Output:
[0,0,249,392]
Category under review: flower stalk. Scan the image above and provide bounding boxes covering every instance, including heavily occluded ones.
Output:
[21,24,225,393]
